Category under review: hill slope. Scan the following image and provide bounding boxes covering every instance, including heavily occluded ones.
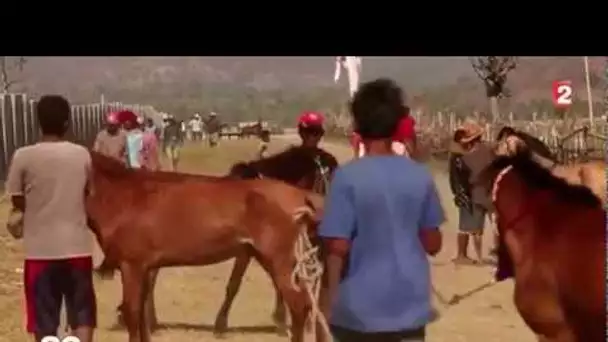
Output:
[10,56,604,120]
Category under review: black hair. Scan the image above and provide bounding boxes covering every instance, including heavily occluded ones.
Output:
[350,78,406,139]
[496,126,516,140]
[36,95,71,136]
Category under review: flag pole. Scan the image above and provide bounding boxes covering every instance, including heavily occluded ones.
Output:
[583,56,594,129]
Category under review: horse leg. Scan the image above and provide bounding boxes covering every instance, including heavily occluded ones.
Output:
[271,287,288,335]
[145,269,160,331]
[213,251,252,337]
[119,262,150,342]
[256,255,309,342]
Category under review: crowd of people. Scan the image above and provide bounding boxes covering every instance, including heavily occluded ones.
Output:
[5,79,527,342]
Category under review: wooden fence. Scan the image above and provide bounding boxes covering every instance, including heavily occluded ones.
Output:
[411,111,608,163]
[328,109,607,163]
[0,93,164,181]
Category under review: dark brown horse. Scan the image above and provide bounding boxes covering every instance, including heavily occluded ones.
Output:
[480,150,605,342]
[214,145,338,336]
[239,122,263,139]
[88,151,324,342]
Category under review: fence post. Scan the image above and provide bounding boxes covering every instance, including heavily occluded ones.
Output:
[30,100,38,142]
[581,126,589,161]
[2,94,17,165]
[0,95,9,180]
[13,94,26,148]
[73,106,82,142]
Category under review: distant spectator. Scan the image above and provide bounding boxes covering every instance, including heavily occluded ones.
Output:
[257,129,271,159]
[93,111,127,163]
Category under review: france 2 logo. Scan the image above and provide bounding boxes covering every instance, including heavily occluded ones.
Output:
[552,80,573,108]
[41,336,80,342]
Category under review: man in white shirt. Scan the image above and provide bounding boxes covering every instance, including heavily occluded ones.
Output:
[189,114,203,141]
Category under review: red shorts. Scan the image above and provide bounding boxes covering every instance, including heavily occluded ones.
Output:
[24,256,97,335]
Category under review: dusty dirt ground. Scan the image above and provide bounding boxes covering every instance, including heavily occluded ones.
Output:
[0,137,535,342]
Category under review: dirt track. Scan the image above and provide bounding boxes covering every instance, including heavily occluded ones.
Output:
[0,138,534,342]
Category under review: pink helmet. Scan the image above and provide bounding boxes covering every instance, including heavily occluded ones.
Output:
[106,111,120,125]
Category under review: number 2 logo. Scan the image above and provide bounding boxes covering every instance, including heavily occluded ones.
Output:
[553,80,573,107]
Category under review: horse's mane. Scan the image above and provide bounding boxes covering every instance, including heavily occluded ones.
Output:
[481,150,601,208]
[512,130,556,162]
[230,146,337,180]
[90,150,220,182]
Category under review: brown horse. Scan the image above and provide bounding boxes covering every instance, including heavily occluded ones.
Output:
[96,146,336,336]
[88,151,325,342]
[214,145,338,336]
[480,151,605,342]
[495,132,606,205]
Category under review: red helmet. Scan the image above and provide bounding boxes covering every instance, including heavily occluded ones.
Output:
[106,111,121,125]
[117,110,138,125]
[297,111,324,128]
[393,115,416,142]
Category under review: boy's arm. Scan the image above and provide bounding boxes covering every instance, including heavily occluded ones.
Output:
[6,150,26,212]
[317,170,355,321]
[418,176,445,256]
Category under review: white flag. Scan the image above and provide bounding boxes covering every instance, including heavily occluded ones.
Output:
[334,56,345,83]
[333,56,362,98]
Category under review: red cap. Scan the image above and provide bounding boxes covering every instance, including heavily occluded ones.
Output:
[297,111,324,128]
[393,115,416,142]
[118,110,138,125]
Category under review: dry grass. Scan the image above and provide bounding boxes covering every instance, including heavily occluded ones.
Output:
[0,137,535,342]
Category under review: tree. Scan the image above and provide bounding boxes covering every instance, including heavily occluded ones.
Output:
[0,57,27,92]
[469,56,517,122]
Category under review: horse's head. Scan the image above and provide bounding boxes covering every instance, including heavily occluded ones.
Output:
[480,149,601,219]
[481,146,602,282]
[229,146,336,194]
[494,135,525,157]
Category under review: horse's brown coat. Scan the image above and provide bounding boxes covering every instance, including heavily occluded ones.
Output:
[483,152,605,342]
[88,151,324,342]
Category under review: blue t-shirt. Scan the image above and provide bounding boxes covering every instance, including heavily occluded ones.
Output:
[318,156,444,333]
[125,130,143,168]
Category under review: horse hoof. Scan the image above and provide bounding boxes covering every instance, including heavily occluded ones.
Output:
[213,329,228,339]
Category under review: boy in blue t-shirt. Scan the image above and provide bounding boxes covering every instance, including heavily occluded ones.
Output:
[318,78,445,342]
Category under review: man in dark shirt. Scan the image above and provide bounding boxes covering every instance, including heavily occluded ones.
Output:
[448,128,476,264]
[459,120,495,264]
[162,116,183,171]
[205,112,221,147]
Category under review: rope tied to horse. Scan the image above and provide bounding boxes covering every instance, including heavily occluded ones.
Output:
[290,222,332,341]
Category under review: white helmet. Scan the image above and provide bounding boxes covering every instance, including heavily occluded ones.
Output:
[162,113,169,120]
[210,111,217,117]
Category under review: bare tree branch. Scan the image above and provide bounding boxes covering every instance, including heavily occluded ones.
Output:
[469,56,517,98]
[0,56,27,92]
